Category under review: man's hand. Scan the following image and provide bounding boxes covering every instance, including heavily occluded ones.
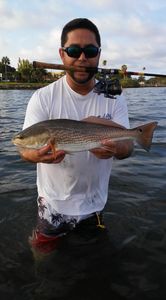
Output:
[19,144,65,164]
[83,116,134,160]
[90,140,116,159]
[90,139,133,160]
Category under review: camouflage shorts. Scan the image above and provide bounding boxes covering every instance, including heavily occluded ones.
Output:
[36,196,96,237]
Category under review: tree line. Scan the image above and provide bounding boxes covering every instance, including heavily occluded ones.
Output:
[0,56,166,87]
[0,56,62,83]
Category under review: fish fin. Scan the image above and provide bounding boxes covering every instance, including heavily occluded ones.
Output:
[100,138,118,153]
[48,138,57,157]
[135,122,158,151]
[82,116,125,129]
[100,145,117,154]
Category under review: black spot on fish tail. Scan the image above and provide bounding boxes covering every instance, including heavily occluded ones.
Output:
[135,121,158,151]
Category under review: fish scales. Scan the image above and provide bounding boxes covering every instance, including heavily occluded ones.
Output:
[12,119,158,152]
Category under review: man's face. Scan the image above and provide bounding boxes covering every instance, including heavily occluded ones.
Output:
[59,28,101,84]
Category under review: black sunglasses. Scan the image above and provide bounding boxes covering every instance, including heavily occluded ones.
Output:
[62,45,100,58]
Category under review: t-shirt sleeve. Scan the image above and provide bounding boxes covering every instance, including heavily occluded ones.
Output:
[23,88,50,130]
[111,93,130,129]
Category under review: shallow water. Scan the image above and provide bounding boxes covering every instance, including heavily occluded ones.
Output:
[0,87,166,299]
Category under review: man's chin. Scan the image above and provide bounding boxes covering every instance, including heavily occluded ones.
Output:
[74,78,90,84]
[72,72,94,84]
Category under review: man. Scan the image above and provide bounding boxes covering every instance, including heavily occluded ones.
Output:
[20,18,133,253]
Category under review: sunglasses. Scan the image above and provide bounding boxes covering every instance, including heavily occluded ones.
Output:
[62,45,100,58]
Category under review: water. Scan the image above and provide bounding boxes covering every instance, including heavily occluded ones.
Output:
[0,87,166,300]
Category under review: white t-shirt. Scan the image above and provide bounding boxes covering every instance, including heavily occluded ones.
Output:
[23,76,129,216]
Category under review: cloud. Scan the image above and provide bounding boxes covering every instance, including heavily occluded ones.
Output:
[0,0,24,29]
[0,0,166,73]
[94,8,166,72]
[0,0,66,31]
[17,28,62,66]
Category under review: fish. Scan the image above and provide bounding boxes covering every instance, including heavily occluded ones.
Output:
[12,118,158,154]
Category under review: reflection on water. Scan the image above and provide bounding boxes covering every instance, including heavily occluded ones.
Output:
[0,190,166,300]
[31,219,116,300]
[0,88,166,299]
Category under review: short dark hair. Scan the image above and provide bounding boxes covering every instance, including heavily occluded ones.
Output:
[61,18,101,47]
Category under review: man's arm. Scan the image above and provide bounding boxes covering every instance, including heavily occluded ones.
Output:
[84,116,134,160]
[90,139,133,160]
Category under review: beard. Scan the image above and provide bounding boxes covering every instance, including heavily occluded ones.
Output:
[69,70,96,84]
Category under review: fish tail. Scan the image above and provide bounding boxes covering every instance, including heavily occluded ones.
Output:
[135,122,158,151]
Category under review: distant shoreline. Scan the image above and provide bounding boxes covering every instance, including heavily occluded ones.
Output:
[0,82,49,90]
[0,82,165,90]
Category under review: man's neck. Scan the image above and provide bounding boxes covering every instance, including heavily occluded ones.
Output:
[66,74,95,95]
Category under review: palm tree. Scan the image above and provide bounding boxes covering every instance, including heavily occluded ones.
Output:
[1,56,10,80]
[17,58,33,82]
[102,60,107,66]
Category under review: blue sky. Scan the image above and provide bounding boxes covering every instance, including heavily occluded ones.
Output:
[1,0,166,74]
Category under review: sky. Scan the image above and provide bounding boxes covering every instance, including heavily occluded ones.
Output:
[0,0,166,74]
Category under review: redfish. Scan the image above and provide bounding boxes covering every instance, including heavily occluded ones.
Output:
[12,118,158,153]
